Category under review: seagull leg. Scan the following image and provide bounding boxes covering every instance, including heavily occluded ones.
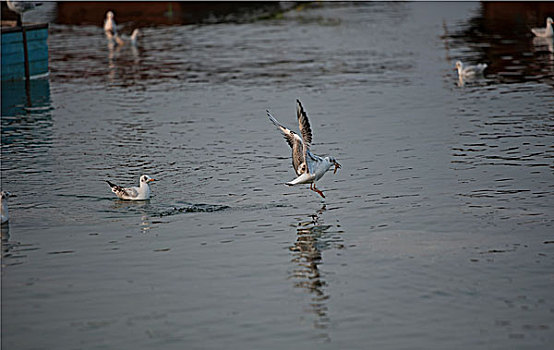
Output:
[315,187,325,199]
[310,183,325,198]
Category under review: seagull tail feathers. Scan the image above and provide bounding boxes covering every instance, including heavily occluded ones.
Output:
[105,180,116,188]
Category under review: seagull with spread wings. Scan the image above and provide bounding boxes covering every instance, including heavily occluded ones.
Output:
[266,99,341,198]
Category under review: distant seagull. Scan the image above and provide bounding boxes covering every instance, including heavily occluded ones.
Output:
[531,17,554,38]
[130,28,140,46]
[106,175,156,200]
[6,1,42,27]
[104,10,124,45]
[267,99,341,198]
[455,60,487,78]
[1,191,13,224]
[104,11,117,38]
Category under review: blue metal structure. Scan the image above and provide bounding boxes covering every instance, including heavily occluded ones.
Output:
[1,23,49,81]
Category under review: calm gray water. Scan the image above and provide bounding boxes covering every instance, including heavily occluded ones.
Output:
[2,2,554,349]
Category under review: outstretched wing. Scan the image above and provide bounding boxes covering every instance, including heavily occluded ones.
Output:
[296,99,313,175]
[296,99,312,147]
[267,110,303,150]
[267,110,307,175]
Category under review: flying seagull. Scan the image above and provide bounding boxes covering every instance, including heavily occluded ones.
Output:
[267,99,341,198]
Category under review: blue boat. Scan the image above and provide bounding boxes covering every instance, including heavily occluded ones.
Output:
[1,23,48,81]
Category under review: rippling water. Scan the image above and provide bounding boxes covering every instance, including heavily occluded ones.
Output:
[2,2,553,349]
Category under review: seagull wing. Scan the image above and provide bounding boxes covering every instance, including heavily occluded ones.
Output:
[475,63,487,73]
[121,187,139,199]
[296,99,312,147]
[305,149,319,174]
[531,28,545,36]
[464,63,486,75]
[267,110,301,149]
[296,99,313,175]
[106,180,138,199]
[267,110,307,175]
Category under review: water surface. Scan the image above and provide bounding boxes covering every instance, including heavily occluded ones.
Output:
[2,2,553,349]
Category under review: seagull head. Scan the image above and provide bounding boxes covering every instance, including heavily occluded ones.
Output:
[106,11,114,19]
[455,61,463,70]
[140,175,156,185]
[327,156,341,174]
[1,191,11,200]
[548,17,553,25]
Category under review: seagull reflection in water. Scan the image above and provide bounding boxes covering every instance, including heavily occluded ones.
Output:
[288,205,343,335]
[110,200,152,233]
[532,36,554,63]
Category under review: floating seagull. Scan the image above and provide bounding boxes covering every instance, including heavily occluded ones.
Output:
[6,1,42,27]
[1,191,12,224]
[267,99,341,198]
[104,11,117,38]
[531,17,554,38]
[106,175,155,200]
[104,10,124,46]
[455,60,487,78]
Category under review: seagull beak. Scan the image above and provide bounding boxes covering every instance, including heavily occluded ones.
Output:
[148,179,156,182]
[333,161,341,174]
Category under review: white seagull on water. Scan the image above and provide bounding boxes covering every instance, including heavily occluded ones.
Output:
[455,60,487,78]
[104,10,125,46]
[267,99,341,198]
[106,175,156,200]
[104,11,117,38]
[531,17,553,38]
